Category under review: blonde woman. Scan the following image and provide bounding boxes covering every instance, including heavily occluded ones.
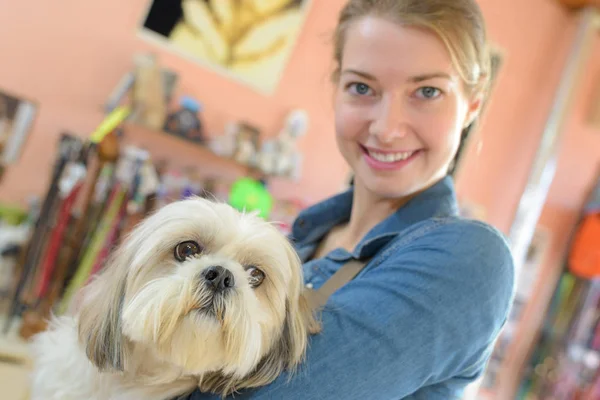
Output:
[185,0,514,398]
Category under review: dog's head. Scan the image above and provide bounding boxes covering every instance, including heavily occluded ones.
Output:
[77,197,319,395]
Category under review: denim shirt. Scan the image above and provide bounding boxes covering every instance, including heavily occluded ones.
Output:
[184,176,515,400]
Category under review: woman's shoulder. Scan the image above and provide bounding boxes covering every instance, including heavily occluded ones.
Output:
[387,216,513,268]
[376,216,516,316]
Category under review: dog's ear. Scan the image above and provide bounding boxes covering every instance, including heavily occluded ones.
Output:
[284,240,322,340]
[77,247,131,372]
[278,241,321,367]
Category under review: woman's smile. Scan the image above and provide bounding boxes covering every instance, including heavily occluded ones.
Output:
[359,144,422,171]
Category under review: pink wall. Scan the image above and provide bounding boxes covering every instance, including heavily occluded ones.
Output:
[0,0,350,208]
[457,0,599,232]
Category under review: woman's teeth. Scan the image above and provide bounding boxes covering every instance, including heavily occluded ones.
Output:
[367,149,414,163]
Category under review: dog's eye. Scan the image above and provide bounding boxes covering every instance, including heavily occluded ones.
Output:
[247,266,265,288]
[174,241,203,262]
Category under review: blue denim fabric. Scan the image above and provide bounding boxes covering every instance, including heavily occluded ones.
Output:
[182,176,515,400]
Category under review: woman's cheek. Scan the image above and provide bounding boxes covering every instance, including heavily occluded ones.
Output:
[335,104,368,141]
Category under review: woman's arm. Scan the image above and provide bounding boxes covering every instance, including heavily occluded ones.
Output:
[183,219,515,399]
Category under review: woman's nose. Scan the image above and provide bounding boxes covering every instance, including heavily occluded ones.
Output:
[369,93,410,143]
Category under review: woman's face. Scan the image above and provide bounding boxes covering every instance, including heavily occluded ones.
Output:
[334,17,482,199]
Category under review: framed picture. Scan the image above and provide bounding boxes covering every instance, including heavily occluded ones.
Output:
[139,0,313,94]
[0,90,37,165]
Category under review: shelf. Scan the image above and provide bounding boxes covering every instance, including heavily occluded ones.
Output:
[121,123,263,181]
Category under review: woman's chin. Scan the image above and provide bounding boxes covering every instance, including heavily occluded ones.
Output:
[365,179,413,200]
[354,171,426,201]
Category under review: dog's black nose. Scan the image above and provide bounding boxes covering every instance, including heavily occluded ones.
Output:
[203,266,235,291]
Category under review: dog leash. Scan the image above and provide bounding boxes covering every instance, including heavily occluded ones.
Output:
[304,258,370,312]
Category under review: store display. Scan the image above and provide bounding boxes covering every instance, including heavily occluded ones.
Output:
[0,203,29,225]
[0,89,37,165]
[479,227,551,393]
[104,53,176,130]
[0,221,31,296]
[515,173,600,399]
[0,117,297,339]
[258,109,308,180]
[105,64,178,114]
[569,214,600,279]
[130,53,168,130]
[208,122,238,158]
[32,159,86,304]
[90,106,131,144]
[16,142,94,337]
[569,172,600,279]
[231,122,261,167]
[3,134,82,334]
[517,273,600,399]
[163,96,206,144]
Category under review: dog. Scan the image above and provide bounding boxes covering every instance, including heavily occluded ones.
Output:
[30,197,319,400]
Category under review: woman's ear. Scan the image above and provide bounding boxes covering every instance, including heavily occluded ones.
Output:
[464,91,484,129]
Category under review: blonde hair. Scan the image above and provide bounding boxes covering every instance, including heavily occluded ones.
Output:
[332,0,492,95]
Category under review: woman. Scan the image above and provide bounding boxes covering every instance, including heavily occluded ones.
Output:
[185,0,514,398]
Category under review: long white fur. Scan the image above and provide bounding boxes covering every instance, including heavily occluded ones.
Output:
[29,197,319,400]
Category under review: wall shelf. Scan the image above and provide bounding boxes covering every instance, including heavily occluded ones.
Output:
[121,123,263,181]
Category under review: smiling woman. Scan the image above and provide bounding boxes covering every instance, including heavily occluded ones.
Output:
[181,1,515,399]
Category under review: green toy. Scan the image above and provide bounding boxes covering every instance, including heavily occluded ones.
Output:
[229,178,273,219]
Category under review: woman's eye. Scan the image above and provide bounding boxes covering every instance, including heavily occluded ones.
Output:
[416,86,442,99]
[174,241,203,262]
[348,82,374,96]
[246,266,266,288]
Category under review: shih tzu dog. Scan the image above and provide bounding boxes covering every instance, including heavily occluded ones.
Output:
[30,197,319,400]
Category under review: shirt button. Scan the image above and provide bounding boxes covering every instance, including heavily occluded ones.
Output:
[305,283,314,289]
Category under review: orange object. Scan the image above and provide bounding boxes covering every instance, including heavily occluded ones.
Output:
[569,213,600,278]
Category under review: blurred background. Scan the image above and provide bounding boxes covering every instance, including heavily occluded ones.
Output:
[0,0,599,399]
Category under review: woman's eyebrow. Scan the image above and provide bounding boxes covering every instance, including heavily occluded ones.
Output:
[408,72,452,82]
[341,69,377,81]
[341,69,453,83]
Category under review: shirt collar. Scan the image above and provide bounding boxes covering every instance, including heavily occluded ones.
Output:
[291,176,459,257]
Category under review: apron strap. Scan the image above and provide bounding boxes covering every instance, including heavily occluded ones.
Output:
[304,258,370,312]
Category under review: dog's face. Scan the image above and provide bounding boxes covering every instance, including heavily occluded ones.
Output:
[77,197,318,394]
